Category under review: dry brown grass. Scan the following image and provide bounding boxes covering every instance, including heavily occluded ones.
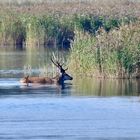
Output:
[0,0,140,18]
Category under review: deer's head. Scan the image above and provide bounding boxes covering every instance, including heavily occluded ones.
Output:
[51,58,73,84]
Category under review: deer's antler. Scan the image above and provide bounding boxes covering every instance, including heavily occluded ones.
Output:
[51,57,68,73]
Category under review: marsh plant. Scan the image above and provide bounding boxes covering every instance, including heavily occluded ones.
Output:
[69,22,140,78]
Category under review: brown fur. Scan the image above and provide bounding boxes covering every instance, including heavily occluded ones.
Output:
[20,76,54,84]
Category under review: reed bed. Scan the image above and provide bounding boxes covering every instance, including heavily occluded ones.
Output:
[69,22,140,78]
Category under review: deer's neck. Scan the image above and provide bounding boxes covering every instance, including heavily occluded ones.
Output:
[53,74,64,85]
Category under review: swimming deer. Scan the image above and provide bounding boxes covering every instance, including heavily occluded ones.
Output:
[20,58,73,86]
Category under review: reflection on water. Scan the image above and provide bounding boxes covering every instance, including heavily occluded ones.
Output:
[73,77,140,97]
[0,46,68,72]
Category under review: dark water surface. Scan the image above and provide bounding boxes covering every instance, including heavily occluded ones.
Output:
[0,48,140,140]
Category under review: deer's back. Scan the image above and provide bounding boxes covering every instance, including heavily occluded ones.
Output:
[21,76,54,84]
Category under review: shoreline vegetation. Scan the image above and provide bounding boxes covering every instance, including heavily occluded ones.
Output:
[0,0,140,78]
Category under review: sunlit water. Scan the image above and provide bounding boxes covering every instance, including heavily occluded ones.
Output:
[0,48,140,140]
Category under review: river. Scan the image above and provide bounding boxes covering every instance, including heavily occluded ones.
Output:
[0,47,140,140]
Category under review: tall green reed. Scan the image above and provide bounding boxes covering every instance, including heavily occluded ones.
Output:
[69,22,140,78]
